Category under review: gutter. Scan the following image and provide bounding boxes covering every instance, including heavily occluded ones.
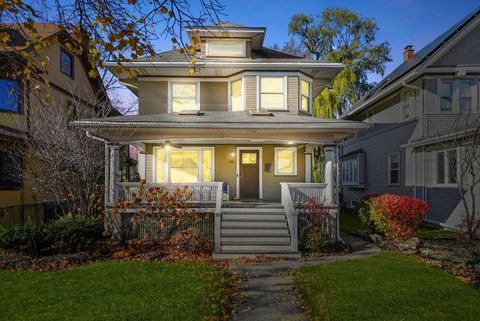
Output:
[104,61,345,69]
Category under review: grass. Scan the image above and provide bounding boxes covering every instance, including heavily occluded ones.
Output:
[0,260,229,321]
[294,252,480,321]
[417,225,458,238]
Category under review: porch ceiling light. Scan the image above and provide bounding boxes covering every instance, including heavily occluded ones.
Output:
[161,140,182,150]
[288,141,294,145]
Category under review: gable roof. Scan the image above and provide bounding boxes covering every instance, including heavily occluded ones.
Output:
[343,6,480,120]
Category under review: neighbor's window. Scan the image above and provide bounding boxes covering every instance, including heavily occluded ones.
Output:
[0,79,19,113]
[206,40,245,57]
[274,147,297,176]
[301,80,310,113]
[459,80,473,112]
[60,48,74,78]
[341,158,359,186]
[436,149,457,185]
[439,80,453,112]
[401,90,409,119]
[260,77,285,110]
[388,153,400,185]
[155,147,213,183]
[171,82,198,112]
[231,79,243,111]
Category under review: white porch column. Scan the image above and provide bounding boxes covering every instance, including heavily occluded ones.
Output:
[137,152,146,180]
[304,144,314,183]
[107,143,122,205]
[324,145,336,205]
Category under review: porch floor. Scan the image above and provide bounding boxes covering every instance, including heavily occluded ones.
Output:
[223,201,282,208]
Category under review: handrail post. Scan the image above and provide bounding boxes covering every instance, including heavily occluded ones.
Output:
[214,182,223,252]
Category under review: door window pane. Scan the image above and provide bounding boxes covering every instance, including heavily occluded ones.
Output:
[275,147,296,175]
[260,77,284,110]
[440,81,453,112]
[241,152,257,164]
[231,79,243,111]
[459,80,472,112]
[172,83,197,112]
[207,40,244,57]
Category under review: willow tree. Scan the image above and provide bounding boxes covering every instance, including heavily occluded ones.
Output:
[289,8,391,181]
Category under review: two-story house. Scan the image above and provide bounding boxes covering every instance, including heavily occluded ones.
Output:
[75,23,368,257]
[0,23,117,225]
[340,8,480,230]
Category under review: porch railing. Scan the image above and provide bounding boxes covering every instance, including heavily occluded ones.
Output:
[281,182,337,250]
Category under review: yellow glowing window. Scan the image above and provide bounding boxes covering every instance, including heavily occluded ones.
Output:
[241,153,257,164]
[155,149,167,183]
[207,40,245,57]
[170,150,199,183]
[231,79,243,111]
[202,149,212,182]
[301,80,310,112]
[260,77,284,110]
[275,147,297,175]
[172,83,197,112]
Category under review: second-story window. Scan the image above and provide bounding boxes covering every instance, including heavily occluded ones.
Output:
[459,80,473,112]
[439,80,453,112]
[0,79,19,113]
[260,77,285,110]
[300,80,310,113]
[171,82,198,112]
[231,79,243,111]
[206,40,246,57]
[60,48,74,78]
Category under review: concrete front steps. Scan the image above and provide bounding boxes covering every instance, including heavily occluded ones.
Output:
[212,206,301,259]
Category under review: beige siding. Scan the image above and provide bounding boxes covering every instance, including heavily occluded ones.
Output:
[200,82,228,111]
[138,81,168,115]
[245,76,257,111]
[288,76,299,114]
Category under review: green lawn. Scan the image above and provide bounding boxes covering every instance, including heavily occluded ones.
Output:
[295,252,480,321]
[0,260,229,321]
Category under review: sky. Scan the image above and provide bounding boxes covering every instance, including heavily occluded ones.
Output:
[111,0,480,113]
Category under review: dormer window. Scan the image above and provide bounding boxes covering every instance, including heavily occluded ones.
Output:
[206,39,246,57]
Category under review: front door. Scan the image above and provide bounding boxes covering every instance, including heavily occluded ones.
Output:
[239,150,259,199]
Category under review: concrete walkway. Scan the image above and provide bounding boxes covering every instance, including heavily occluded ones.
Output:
[228,237,380,321]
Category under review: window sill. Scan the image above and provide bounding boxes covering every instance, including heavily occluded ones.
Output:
[274,173,297,177]
[342,184,365,189]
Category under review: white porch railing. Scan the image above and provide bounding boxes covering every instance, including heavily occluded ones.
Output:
[281,182,338,250]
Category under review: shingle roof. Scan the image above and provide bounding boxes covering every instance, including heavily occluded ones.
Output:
[344,6,480,119]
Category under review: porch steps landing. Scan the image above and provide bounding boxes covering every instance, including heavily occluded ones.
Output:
[213,206,301,259]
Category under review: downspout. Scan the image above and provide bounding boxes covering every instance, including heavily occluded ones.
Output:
[86,131,110,144]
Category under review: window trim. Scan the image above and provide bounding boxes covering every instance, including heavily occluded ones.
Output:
[341,157,359,186]
[299,78,312,114]
[0,78,22,114]
[274,146,297,176]
[60,47,74,79]
[458,79,474,113]
[438,79,454,113]
[258,76,288,111]
[168,81,200,113]
[387,152,400,186]
[205,39,247,58]
[152,146,215,183]
[434,148,458,187]
[228,77,244,111]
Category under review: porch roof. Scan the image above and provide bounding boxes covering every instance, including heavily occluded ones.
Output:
[74,111,368,145]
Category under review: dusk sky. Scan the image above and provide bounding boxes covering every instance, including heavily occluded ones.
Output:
[113,0,480,113]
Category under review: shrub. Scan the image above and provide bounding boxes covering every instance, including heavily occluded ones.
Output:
[299,226,330,252]
[358,193,381,231]
[362,194,428,240]
[169,228,212,255]
[0,216,105,257]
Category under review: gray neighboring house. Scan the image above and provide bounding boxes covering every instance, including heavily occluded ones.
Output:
[340,7,480,229]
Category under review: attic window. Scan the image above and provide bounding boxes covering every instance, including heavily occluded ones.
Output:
[206,39,246,57]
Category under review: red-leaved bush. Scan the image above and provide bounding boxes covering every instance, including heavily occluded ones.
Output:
[366,194,429,241]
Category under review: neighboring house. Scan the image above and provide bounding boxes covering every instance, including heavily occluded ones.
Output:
[0,23,117,225]
[75,23,368,257]
[340,8,480,229]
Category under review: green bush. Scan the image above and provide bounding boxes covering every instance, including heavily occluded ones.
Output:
[0,216,105,257]
[358,193,381,233]
[299,226,330,253]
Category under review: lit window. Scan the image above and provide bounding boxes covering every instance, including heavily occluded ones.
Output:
[206,40,245,57]
[440,80,453,112]
[388,153,400,185]
[0,79,19,112]
[171,82,197,112]
[241,152,257,164]
[231,79,243,111]
[60,48,74,78]
[274,147,297,176]
[155,147,213,183]
[436,149,457,185]
[301,80,310,113]
[459,80,472,112]
[260,77,285,110]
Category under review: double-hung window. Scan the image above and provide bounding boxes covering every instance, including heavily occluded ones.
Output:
[300,80,311,113]
[439,80,453,112]
[459,80,473,113]
[60,48,74,78]
[230,79,243,111]
[0,79,19,113]
[260,77,285,110]
[171,82,198,112]
[436,149,457,185]
[401,90,410,119]
[274,147,297,176]
[388,153,400,185]
[155,147,214,183]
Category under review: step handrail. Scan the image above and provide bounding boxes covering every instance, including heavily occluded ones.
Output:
[280,182,298,252]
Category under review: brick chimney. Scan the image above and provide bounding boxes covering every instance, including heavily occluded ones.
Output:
[403,45,414,61]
